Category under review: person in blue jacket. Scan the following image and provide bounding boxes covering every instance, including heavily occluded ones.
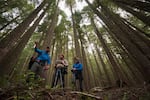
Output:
[30,42,51,79]
[72,57,83,91]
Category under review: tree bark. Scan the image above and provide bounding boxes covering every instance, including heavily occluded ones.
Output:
[79,35,92,90]
[0,7,47,77]
[0,15,20,32]
[70,4,81,59]
[86,51,97,87]
[98,20,146,83]
[0,0,48,63]
[91,16,123,82]
[113,0,150,12]
[85,0,150,82]
[114,2,150,26]
[42,2,59,50]
[100,3,150,61]
[95,45,112,86]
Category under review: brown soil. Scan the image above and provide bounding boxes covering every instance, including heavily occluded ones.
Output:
[0,85,150,100]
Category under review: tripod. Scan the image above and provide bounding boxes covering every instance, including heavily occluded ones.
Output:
[53,68,64,87]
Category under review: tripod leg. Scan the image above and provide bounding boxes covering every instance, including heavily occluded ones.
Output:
[62,74,65,88]
[59,70,63,88]
[72,73,76,84]
[54,69,59,87]
[51,70,56,88]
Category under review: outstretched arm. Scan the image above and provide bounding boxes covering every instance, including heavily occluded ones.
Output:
[34,42,42,54]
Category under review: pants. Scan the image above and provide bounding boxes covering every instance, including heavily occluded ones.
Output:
[73,70,83,91]
[26,62,45,83]
[30,62,44,79]
[51,68,65,88]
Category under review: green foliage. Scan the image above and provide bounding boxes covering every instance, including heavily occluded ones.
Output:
[6,71,48,100]
[0,0,34,34]
[74,11,82,24]
[65,0,76,8]
[122,92,129,100]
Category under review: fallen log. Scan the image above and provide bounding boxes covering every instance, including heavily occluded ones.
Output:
[70,91,102,100]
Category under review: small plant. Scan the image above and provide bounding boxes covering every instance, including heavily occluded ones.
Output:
[122,92,129,100]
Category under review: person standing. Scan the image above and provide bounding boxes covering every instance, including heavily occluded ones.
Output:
[72,57,83,91]
[51,54,68,88]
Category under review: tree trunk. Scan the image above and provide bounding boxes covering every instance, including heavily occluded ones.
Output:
[95,45,112,86]
[122,18,150,45]
[70,4,81,59]
[85,0,150,82]
[86,34,108,86]
[113,0,150,12]
[42,2,59,49]
[98,20,146,83]
[114,2,150,26]
[47,38,56,85]
[0,0,48,63]
[99,2,150,60]
[101,3,150,61]
[0,7,47,77]
[0,15,20,32]
[91,16,123,82]
[86,51,97,87]
[92,49,105,87]
[79,35,91,90]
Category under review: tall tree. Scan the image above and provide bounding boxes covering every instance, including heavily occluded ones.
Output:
[42,0,59,49]
[112,1,150,26]
[0,0,49,66]
[85,0,150,82]
[78,31,92,90]
[112,0,150,12]
[65,0,82,58]
[0,6,48,77]
[90,16,124,83]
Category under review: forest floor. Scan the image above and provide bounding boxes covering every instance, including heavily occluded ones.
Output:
[0,83,150,100]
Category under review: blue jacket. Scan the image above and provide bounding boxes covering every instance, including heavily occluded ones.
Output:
[73,63,83,71]
[35,47,51,64]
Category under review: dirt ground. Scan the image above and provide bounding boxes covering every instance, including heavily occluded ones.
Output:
[0,85,150,100]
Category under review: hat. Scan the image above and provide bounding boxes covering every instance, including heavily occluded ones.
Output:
[60,54,64,58]
[74,57,80,62]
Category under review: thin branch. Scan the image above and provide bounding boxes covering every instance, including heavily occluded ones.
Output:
[70,91,102,100]
[6,96,15,100]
